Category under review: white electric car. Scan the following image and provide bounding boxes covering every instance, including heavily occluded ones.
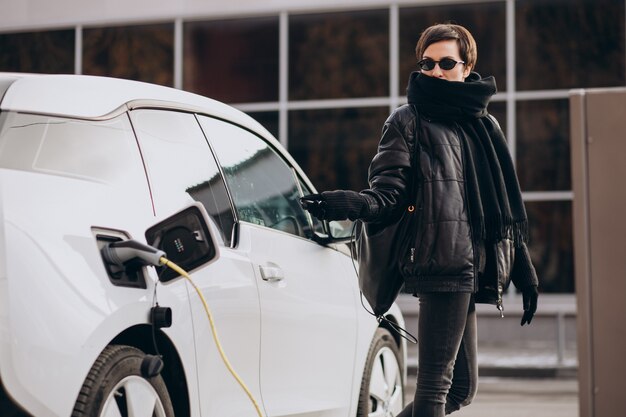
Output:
[0,73,407,417]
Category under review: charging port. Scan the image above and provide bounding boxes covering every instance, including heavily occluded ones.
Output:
[145,204,218,282]
[95,232,147,289]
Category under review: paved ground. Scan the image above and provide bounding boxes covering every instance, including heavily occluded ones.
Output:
[403,377,579,417]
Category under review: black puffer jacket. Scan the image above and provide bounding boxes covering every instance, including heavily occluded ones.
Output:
[360,104,538,305]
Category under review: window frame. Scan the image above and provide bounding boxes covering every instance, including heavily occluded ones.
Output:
[193,113,242,248]
[127,107,239,247]
[197,113,322,244]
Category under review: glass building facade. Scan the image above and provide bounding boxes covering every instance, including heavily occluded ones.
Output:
[2,0,623,294]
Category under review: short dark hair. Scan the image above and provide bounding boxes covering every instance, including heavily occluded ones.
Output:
[415,23,477,71]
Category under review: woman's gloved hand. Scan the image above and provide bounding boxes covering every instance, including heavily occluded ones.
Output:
[520,285,538,326]
[299,194,326,218]
[299,190,367,221]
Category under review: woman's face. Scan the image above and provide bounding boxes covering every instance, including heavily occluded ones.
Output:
[420,39,471,82]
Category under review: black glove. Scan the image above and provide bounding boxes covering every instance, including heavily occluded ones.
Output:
[300,190,367,221]
[521,285,538,326]
[299,193,326,219]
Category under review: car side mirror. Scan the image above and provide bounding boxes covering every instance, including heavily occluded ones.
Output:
[323,219,356,244]
[145,202,220,282]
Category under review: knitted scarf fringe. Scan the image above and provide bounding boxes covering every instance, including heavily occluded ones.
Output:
[477,216,529,247]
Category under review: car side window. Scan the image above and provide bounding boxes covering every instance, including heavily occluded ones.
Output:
[0,112,146,188]
[198,115,313,239]
[297,177,325,235]
[129,109,236,246]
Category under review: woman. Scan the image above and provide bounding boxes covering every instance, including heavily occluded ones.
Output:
[300,23,539,417]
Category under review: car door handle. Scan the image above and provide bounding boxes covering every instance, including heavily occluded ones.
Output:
[259,264,284,282]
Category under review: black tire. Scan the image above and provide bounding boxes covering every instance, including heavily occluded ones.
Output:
[357,328,404,417]
[72,345,175,417]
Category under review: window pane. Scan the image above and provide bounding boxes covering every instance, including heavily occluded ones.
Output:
[516,99,570,191]
[516,0,625,90]
[298,178,325,235]
[184,17,279,103]
[0,112,144,188]
[0,29,74,73]
[289,10,389,100]
[83,23,174,86]
[488,101,507,137]
[247,111,279,139]
[130,110,235,246]
[399,2,506,93]
[288,107,390,192]
[526,201,574,293]
[199,116,314,239]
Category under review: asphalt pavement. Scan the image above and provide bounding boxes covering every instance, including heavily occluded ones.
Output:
[403,376,579,417]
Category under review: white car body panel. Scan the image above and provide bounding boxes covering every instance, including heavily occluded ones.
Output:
[0,169,150,416]
[245,222,357,417]
[1,74,248,125]
[0,72,407,417]
[172,240,263,417]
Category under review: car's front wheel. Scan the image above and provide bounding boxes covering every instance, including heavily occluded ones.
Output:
[357,328,404,417]
[72,345,174,417]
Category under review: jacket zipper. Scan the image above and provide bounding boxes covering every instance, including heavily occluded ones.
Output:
[497,284,504,318]
[408,111,422,267]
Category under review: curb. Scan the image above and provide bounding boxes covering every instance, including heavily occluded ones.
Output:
[407,363,577,379]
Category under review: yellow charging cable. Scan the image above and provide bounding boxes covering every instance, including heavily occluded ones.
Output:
[159,257,265,417]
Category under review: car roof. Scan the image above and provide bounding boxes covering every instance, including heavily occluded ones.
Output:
[0,73,272,140]
[0,73,316,191]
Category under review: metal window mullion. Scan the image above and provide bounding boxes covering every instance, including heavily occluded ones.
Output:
[506,0,516,164]
[505,0,516,299]
[390,3,399,112]
[288,97,391,110]
[174,18,183,90]
[234,97,393,113]
[521,191,574,202]
[515,89,570,100]
[75,25,82,75]
[279,11,289,148]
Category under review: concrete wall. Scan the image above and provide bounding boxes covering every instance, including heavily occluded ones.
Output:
[0,0,483,31]
[396,293,577,376]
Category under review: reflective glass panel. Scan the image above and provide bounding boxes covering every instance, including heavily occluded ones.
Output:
[399,2,506,93]
[525,201,574,293]
[0,112,144,187]
[288,107,390,192]
[247,111,279,139]
[516,0,625,90]
[83,23,174,86]
[184,17,279,103]
[0,29,74,73]
[130,110,235,246]
[289,10,389,100]
[199,116,314,239]
[488,101,507,138]
[516,99,570,191]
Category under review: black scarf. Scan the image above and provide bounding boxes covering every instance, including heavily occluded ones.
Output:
[407,71,529,246]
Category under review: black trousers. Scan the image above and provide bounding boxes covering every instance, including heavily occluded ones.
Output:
[398,292,478,417]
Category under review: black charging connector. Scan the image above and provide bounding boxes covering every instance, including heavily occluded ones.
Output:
[141,355,164,378]
[151,305,172,329]
[101,239,165,268]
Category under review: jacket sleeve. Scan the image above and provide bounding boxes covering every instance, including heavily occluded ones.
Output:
[360,108,414,223]
[511,243,539,290]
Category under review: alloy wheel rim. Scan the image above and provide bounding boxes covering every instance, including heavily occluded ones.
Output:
[368,346,403,417]
[100,375,167,417]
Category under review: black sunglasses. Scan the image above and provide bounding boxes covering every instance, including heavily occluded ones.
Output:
[417,57,465,71]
